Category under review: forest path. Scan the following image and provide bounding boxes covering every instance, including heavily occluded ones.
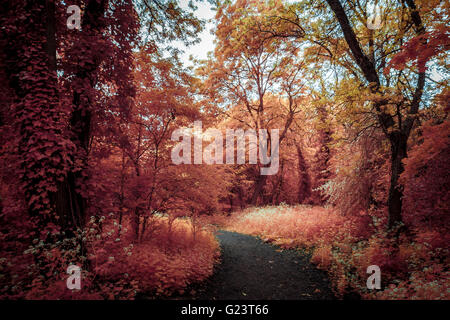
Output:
[193,230,335,300]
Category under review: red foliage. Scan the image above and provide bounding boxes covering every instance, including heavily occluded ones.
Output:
[386,25,450,73]
[401,120,450,233]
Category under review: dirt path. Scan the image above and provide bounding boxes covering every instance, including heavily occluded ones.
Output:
[193,230,335,300]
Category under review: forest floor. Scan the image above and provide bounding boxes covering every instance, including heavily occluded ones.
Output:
[185,230,335,300]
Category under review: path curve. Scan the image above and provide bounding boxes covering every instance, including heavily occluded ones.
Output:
[194,230,335,300]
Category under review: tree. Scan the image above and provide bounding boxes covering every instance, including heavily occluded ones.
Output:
[324,0,426,230]
[260,0,447,230]
[1,0,73,228]
[200,0,306,205]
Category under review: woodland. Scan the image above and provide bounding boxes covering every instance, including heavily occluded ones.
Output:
[0,0,448,300]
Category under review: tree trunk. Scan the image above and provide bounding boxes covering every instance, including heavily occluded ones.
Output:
[56,0,108,264]
[387,132,408,229]
[44,0,57,72]
[237,186,245,209]
[296,144,311,203]
[133,207,140,242]
[272,160,284,204]
[325,0,426,233]
[251,173,267,205]
[118,151,126,237]
[4,0,60,224]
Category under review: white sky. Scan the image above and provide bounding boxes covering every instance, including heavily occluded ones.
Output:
[173,0,217,67]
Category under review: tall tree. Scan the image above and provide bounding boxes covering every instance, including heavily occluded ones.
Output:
[201,0,306,205]
[324,0,426,230]
[0,0,71,228]
[259,0,445,230]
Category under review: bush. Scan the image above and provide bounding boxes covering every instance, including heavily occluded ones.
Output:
[0,214,220,299]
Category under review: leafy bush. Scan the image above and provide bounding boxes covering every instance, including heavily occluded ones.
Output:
[0,214,220,299]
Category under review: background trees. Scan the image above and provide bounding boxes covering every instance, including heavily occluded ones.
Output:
[249,0,448,229]
[199,0,312,206]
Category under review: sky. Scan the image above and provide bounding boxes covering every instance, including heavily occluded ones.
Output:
[172,0,217,67]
